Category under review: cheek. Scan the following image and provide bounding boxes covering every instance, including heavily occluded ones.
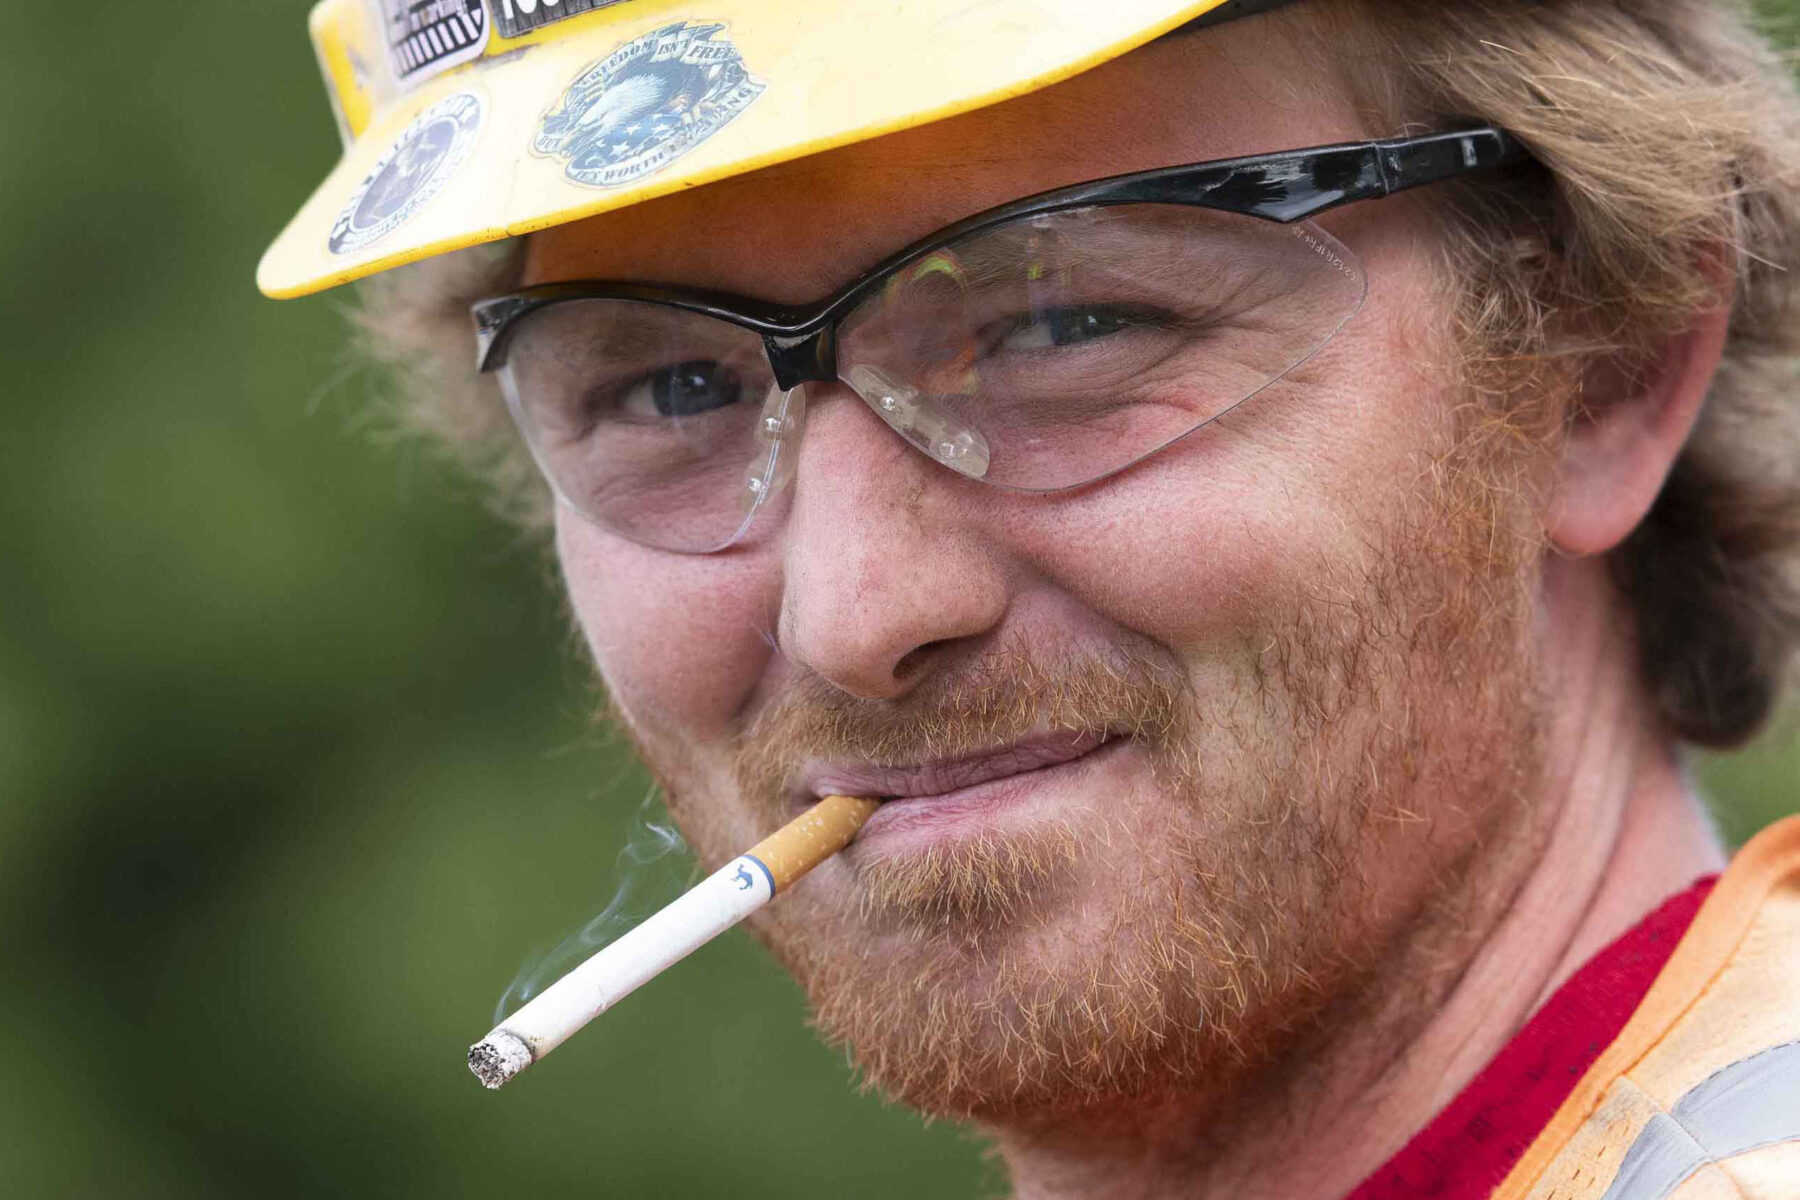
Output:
[997,283,1455,652]
[555,510,779,733]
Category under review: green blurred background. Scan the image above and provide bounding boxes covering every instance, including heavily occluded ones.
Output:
[1,3,1795,1197]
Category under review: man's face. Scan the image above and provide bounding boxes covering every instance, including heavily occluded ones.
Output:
[528,26,1554,1119]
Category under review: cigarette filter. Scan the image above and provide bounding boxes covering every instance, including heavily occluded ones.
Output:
[468,793,879,1089]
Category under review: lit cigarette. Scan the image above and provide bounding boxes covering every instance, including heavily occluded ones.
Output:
[468,793,879,1090]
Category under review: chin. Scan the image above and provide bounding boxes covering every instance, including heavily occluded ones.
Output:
[746,795,1354,1121]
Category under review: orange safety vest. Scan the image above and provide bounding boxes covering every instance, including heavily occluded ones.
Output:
[1493,816,1800,1199]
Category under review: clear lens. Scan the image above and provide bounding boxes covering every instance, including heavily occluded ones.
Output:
[494,206,1366,552]
[835,205,1366,490]
[496,299,780,552]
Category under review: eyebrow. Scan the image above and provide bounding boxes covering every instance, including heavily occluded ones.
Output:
[829,214,1285,304]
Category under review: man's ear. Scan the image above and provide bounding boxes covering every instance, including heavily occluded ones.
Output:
[1547,298,1733,557]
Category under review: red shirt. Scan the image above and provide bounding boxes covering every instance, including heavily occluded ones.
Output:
[1348,878,1717,1200]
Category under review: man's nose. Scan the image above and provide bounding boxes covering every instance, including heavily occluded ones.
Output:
[775,385,1009,701]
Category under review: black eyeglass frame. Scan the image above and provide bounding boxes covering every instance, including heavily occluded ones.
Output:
[471,126,1526,390]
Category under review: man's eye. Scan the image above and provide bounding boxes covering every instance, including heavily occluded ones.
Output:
[620,360,745,417]
[994,306,1136,353]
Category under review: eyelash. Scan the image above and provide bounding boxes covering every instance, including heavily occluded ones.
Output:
[977,302,1183,357]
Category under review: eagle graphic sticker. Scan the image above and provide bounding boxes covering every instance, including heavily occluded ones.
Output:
[534,21,764,189]
[328,91,485,255]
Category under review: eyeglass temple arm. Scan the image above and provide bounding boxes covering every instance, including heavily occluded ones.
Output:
[1365,127,1529,205]
[1118,127,1529,224]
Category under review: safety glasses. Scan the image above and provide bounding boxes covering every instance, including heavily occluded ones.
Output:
[472,127,1525,553]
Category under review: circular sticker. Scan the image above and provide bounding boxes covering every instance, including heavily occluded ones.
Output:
[329,91,485,256]
[534,21,764,190]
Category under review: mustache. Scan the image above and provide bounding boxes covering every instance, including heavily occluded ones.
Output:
[731,641,1192,803]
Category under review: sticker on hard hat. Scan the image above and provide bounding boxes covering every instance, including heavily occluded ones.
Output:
[534,21,763,190]
[490,0,632,40]
[329,91,485,255]
[381,1,490,88]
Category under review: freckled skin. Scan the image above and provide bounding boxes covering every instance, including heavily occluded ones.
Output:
[542,36,1425,744]
[546,18,1477,1106]
[527,22,1726,1200]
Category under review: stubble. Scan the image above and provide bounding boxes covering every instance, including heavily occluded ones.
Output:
[627,421,1552,1125]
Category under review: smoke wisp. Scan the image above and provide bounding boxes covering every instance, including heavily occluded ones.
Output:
[493,788,694,1023]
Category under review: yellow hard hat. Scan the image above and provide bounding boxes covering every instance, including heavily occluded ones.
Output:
[257,0,1263,299]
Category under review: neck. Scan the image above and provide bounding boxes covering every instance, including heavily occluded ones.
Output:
[985,556,1726,1200]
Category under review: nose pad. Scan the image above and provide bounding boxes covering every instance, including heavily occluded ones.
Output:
[842,364,991,480]
[742,383,809,513]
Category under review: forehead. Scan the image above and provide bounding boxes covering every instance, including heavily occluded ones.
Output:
[522,18,1368,300]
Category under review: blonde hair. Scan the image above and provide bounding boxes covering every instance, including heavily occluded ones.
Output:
[1324,0,1800,746]
[357,0,1800,746]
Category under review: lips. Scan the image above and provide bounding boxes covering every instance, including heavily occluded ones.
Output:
[801,729,1115,821]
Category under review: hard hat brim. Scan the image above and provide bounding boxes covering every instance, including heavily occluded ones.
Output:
[257,0,1233,299]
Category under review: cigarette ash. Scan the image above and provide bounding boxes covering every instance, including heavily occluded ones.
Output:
[467,1030,533,1089]
[493,789,692,1024]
